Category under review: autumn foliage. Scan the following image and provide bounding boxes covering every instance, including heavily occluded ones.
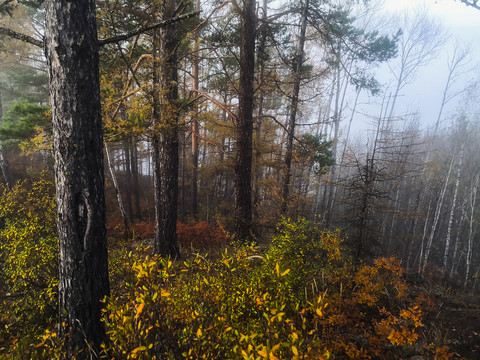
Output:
[107,220,227,251]
[1,198,458,359]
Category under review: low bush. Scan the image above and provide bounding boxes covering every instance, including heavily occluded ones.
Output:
[97,218,453,359]
[3,217,457,359]
[0,177,58,343]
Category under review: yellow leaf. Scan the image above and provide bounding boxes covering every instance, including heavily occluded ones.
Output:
[197,327,202,338]
[257,349,268,358]
[161,290,170,297]
[316,308,323,317]
[135,303,145,319]
[281,269,291,277]
[132,346,147,354]
[269,352,279,360]
[292,345,299,356]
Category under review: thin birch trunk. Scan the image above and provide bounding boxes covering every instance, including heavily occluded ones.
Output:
[442,143,464,273]
[449,197,467,278]
[105,143,130,239]
[422,156,455,273]
[464,174,479,292]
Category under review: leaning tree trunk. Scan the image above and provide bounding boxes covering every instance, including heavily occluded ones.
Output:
[422,156,454,273]
[442,143,463,273]
[234,0,256,242]
[105,142,130,240]
[45,0,109,356]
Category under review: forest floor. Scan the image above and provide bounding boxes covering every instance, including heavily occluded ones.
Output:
[426,294,480,359]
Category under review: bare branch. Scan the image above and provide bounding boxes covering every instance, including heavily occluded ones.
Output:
[192,90,238,122]
[192,1,229,32]
[194,132,229,156]
[0,25,43,47]
[459,0,480,10]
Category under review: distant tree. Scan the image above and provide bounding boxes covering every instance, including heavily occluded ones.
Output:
[385,6,445,118]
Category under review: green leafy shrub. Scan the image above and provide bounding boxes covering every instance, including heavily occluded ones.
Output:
[0,177,58,342]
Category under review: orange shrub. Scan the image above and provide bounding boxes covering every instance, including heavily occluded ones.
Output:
[177,221,228,250]
[132,221,155,239]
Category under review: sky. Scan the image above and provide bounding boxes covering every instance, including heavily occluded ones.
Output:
[364,0,480,132]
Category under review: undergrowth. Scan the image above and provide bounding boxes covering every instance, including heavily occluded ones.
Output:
[0,179,458,359]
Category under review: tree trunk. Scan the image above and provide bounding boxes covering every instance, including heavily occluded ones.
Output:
[325,59,342,227]
[153,0,180,258]
[253,0,268,221]
[124,140,134,221]
[443,143,463,273]
[422,156,454,273]
[0,90,10,190]
[234,0,256,242]
[191,0,200,220]
[131,137,142,219]
[449,198,467,278]
[45,0,109,355]
[281,0,309,215]
[465,174,479,292]
[105,143,130,240]
[151,28,163,254]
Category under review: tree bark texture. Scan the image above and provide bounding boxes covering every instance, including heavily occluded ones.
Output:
[153,0,180,258]
[234,0,256,242]
[44,0,109,356]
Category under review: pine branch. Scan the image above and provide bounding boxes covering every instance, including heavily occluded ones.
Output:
[1,11,199,49]
[98,11,199,45]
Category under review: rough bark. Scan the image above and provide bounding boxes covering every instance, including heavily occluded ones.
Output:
[44,0,109,355]
[234,0,256,242]
[153,0,180,258]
